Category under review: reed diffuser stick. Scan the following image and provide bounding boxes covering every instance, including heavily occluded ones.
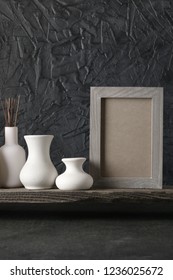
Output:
[1,96,20,127]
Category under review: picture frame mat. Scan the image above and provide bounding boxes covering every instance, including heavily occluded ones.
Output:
[89,87,163,189]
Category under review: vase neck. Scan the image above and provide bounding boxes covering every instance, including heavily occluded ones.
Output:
[63,158,85,172]
[5,127,18,145]
[25,135,53,160]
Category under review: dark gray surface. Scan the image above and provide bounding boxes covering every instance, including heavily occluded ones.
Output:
[0,0,173,184]
[0,0,173,261]
[0,213,173,260]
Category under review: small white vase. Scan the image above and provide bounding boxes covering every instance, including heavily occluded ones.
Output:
[0,127,26,188]
[56,157,93,190]
[20,135,58,190]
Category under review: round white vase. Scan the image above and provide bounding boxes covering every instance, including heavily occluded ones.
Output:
[0,127,26,188]
[56,157,93,190]
[20,135,58,190]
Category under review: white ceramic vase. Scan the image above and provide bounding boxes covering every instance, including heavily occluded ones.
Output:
[0,127,26,188]
[20,135,58,190]
[56,157,93,190]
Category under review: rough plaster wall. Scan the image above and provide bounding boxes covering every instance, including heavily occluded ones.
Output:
[0,0,172,183]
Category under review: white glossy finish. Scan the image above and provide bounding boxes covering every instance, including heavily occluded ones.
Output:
[0,127,26,188]
[56,157,93,190]
[20,135,58,190]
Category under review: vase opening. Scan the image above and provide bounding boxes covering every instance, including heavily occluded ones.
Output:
[24,135,53,138]
[24,135,54,160]
[62,157,86,165]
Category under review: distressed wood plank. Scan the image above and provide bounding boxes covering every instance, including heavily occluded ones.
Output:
[0,188,173,204]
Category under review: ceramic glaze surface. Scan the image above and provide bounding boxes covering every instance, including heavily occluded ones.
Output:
[56,158,93,190]
[20,135,58,190]
[0,127,26,188]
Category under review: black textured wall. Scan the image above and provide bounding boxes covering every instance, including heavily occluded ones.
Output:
[0,0,172,184]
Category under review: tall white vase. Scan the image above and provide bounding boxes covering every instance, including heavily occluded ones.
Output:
[20,135,58,190]
[56,157,93,190]
[0,127,26,188]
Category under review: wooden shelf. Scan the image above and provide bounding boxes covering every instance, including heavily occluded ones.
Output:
[0,187,173,213]
[0,187,172,203]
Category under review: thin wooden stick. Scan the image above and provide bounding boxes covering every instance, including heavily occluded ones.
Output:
[1,96,21,126]
[14,96,20,126]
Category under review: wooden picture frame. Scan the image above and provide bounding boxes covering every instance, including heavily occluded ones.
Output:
[89,87,163,189]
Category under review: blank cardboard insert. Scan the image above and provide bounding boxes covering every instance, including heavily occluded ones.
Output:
[101,98,152,178]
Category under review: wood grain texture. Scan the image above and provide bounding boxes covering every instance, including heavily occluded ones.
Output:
[90,87,163,188]
[0,188,173,204]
